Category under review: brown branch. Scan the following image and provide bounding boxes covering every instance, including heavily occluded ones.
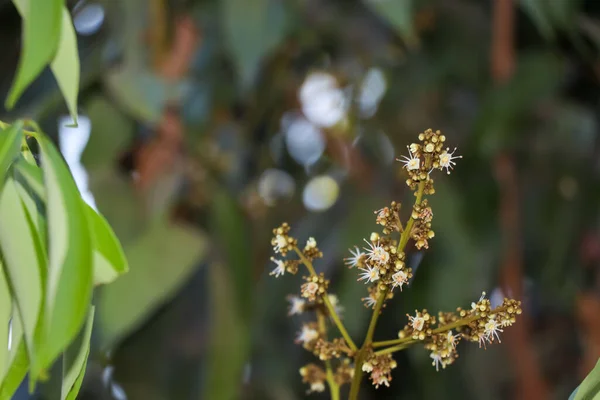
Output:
[491,1,548,399]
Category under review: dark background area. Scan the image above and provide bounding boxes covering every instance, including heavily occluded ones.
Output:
[2,0,600,399]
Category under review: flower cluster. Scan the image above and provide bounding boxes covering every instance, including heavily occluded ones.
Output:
[267,129,521,397]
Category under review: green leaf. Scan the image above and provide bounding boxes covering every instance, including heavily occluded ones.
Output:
[61,307,94,400]
[84,204,129,285]
[222,0,288,88]
[573,358,600,400]
[50,8,80,125]
[210,189,253,317]
[7,0,64,108]
[0,307,27,399]
[203,264,249,400]
[365,0,417,46]
[0,261,11,380]
[12,155,45,200]
[98,220,206,348]
[0,122,24,185]
[520,0,555,40]
[0,333,28,400]
[0,178,44,372]
[37,135,92,374]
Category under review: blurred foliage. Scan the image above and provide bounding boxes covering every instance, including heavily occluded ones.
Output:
[3,0,600,398]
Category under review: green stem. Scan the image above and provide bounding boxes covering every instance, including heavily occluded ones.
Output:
[372,306,510,353]
[294,248,358,352]
[318,311,340,400]
[348,180,427,400]
[374,342,412,356]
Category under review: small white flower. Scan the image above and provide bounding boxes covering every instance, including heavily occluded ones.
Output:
[391,270,408,291]
[408,312,425,331]
[287,296,306,316]
[438,147,462,174]
[477,332,488,349]
[372,372,390,388]
[362,293,378,308]
[306,237,317,248]
[302,282,320,298]
[447,331,459,349]
[273,234,288,253]
[471,291,486,311]
[397,146,420,171]
[363,239,390,266]
[484,316,503,343]
[310,381,325,393]
[296,325,319,344]
[344,247,364,268]
[430,352,446,371]
[269,257,285,278]
[358,265,380,284]
[361,361,373,373]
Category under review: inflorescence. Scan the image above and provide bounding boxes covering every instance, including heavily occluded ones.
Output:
[268,129,521,397]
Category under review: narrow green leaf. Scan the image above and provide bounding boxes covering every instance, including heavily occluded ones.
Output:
[12,155,45,200]
[84,204,128,285]
[50,8,80,125]
[0,122,24,184]
[0,339,28,400]
[7,0,64,108]
[574,358,600,400]
[0,307,27,400]
[61,307,94,400]
[0,261,11,379]
[0,178,43,371]
[37,135,92,373]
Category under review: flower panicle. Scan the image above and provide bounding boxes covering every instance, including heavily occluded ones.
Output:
[267,129,521,394]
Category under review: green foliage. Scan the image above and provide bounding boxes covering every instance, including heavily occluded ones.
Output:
[222,0,288,88]
[61,307,94,400]
[365,0,417,46]
[8,0,80,124]
[0,120,127,396]
[571,358,600,400]
[98,220,206,348]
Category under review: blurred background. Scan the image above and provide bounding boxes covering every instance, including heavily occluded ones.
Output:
[1,0,600,398]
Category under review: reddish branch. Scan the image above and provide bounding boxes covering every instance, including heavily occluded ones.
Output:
[491,0,548,399]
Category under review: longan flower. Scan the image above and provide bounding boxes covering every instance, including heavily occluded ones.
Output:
[269,257,286,278]
[430,352,446,371]
[391,270,409,291]
[408,312,425,331]
[447,330,460,349]
[344,247,364,268]
[363,239,390,266]
[301,281,320,300]
[273,235,288,253]
[287,295,306,316]
[358,265,380,284]
[397,146,420,171]
[300,364,326,393]
[362,291,378,309]
[484,316,503,343]
[438,147,462,174]
[296,324,319,345]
